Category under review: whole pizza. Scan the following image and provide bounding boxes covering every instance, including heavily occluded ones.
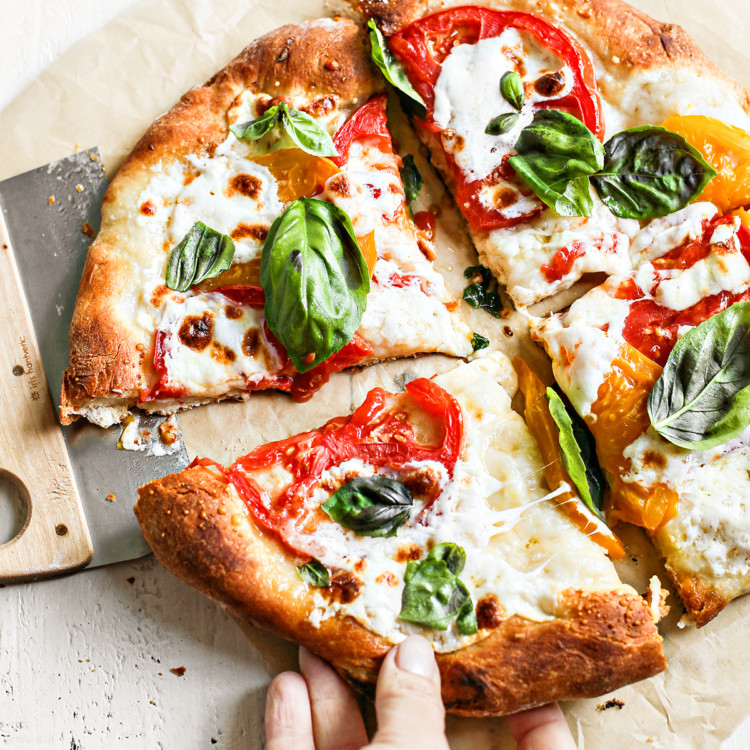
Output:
[61,0,750,717]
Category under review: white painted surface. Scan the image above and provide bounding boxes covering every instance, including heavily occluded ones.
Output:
[1,2,750,748]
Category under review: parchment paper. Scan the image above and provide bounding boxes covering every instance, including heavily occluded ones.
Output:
[2,0,749,746]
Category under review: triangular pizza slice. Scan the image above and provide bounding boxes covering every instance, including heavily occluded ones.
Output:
[61,18,472,427]
[135,352,665,715]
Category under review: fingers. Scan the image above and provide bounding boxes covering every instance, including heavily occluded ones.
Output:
[299,646,368,750]
[505,702,576,750]
[367,635,449,750]
[264,671,316,750]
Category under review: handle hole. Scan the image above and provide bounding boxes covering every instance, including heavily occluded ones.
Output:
[0,471,30,546]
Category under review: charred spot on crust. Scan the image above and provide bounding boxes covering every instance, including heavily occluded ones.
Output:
[231,222,270,242]
[228,174,262,199]
[642,450,667,470]
[179,313,214,351]
[476,594,504,630]
[327,571,363,603]
[400,465,442,501]
[225,305,243,320]
[533,70,566,97]
[302,95,336,117]
[493,187,518,210]
[443,664,489,708]
[242,328,261,358]
[212,343,236,364]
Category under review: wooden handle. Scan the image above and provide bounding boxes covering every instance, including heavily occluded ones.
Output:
[0,211,92,581]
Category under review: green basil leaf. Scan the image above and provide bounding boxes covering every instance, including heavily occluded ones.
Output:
[229,105,281,141]
[591,126,716,219]
[546,388,606,520]
[297,559,330,587]
[165,221,235,293]
[399,543,476,634]
[500,71,525,111]
[485,112,520,136]
[463,265,502,318]
[648,301,750,450]
[321,475,413,537]
[399,154,423,211]
[279,102,338,157]
[260,198,370,373]
[471,333,490,351]
[509,110,604,217]
[368,19,427,119]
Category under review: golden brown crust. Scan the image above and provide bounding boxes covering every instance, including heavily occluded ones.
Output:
[664,566,730,628]
[60,18,382,424]
[135,465,666,716]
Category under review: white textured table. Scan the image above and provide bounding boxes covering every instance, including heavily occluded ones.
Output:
[1,2,749,748]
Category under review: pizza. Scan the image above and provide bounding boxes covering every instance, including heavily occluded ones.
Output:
[359,0,750,307]
[135,351,666,716]
[534,202,750,625]
[59,18,472,428]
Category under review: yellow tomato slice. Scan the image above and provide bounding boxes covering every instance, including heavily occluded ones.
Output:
[357,230,378,278]
[198,258,261,292]
[588,343,679,532]
[250,148,340,202]
[663,114,750,214]
[514,359,625,559]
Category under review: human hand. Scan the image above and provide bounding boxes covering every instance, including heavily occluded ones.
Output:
[264,634,575,750]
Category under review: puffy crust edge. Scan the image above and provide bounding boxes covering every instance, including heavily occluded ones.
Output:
[60,17,383,424]
[664,565,730,628]
[135,465,666,716]
[355,0,750,113]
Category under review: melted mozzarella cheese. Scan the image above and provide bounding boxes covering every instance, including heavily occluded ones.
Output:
[281,353,631,652]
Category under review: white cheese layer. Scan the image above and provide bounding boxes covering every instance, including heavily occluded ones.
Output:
[274,353,630,651]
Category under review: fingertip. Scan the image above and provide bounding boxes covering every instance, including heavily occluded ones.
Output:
[394,635,438,681]
[265,672,314,750]
[506,702,576,750]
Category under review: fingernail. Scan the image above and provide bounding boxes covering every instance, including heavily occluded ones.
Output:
[395,635,435,679]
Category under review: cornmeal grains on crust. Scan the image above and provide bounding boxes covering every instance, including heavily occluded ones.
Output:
[61,19,381,426]
[135,465,666,716]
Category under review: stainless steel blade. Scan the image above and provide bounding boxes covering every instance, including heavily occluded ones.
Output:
[0,150,189,569]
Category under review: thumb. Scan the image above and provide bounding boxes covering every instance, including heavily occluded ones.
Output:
[367,635,450,750]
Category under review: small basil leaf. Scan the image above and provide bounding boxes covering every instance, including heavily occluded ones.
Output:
[471,333,490,351]
[546,388,606,520]
[230,105,281,141]
[399,546,475,633]
[260,198,370,373]
[297,559,330,587]
[368,19,427,120]
[485,112,520,136]
[648,301,750,449]
[500,71,525,111]
[463,265,502,318]
[509,110,604,217]
[165,221,235,293]
[399,154,423,211]
[321,475,413,537]
[279,102,338,157]
[591,126,716,219]
[426,542,466,576]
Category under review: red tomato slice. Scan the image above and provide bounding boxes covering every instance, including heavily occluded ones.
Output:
[388,6,604,232]
[332,94,393,167]
[224,377,464,553]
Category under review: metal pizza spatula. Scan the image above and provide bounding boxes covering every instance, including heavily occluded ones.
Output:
[0,150,189,581]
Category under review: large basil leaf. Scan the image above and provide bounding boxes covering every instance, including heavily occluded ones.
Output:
[591,126,716,219]
[321,475,413,537]
[399,543,477,635]
[165,221,235,293]
[368,19,427,119]
[230,102,337,157]
[648,302,750,450]
[260,198,370,373]
[399,154,423,212]
[546,388,606,520]
[297,559,330,587]
[509,110,604,218]
[463,265,502,318]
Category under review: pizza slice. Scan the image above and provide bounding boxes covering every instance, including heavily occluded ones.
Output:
[534,195,750,625]
[135,352,665,715]
[60,18,472,427]
[358,0,750,307]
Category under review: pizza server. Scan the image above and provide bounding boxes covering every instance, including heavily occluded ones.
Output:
[0,149,189,582]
